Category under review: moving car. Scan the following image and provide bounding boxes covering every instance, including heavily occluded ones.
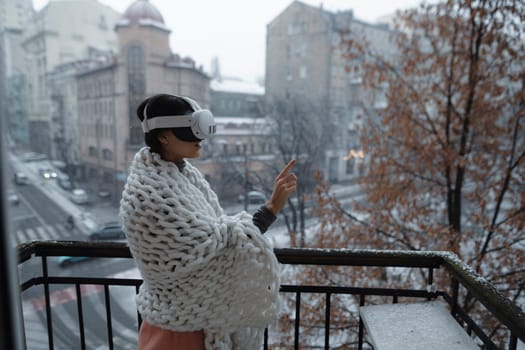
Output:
[39,168,58,179]
[57,256,90,267]
[57,175,73,190]
[70,188,89,204]
[98,190,111,198]
[89,222,125,240]
[14,172,30,185]
[7,190,20,205]
[239,191,267,205]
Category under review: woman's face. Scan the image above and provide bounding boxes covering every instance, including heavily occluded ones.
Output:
[158,129,202,163]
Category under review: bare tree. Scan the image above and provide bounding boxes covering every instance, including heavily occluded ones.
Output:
[265,96,327,246]
[309,0,524,344]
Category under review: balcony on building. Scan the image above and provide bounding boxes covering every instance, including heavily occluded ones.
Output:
[14,240,525,350]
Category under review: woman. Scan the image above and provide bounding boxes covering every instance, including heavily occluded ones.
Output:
[119,94,297,349]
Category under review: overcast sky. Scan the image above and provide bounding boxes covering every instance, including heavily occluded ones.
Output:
[33,0,429,82]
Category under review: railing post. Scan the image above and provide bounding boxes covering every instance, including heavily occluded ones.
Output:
[104,285,114,350]
[135,284,142,330]
[294,291,301,350]
[42,256,54,349]
[451,277,459,318]
[358,293,365,350]
[75,284,86,349]
[427,267,434,300]
[324,292,331,349]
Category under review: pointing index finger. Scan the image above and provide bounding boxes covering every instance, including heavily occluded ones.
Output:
[278,159,296,178]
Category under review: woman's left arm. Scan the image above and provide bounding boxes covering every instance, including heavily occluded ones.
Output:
[252,206,276,234]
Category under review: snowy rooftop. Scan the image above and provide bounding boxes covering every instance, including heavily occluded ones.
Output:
[213,117,273,135]
[215,116,269,124]
[211,78,265,95]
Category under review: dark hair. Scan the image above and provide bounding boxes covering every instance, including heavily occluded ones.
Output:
[136,94,196,154]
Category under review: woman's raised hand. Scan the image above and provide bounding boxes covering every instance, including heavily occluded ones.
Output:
[266,160,297,215]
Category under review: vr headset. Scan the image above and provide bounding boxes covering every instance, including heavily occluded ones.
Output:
[141,96,216,140]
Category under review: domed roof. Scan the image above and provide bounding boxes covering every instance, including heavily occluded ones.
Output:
[122,0,165,24]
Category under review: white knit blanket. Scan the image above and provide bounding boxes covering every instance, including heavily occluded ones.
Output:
[119,147,280,349]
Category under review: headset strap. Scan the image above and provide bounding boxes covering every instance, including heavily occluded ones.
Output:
[141,96,203,133]
[141,115,194,133]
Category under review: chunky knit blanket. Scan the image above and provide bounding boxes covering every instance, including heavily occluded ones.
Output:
[119,147,280,349]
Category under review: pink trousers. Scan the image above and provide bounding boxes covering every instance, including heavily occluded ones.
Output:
[138,321,205,350]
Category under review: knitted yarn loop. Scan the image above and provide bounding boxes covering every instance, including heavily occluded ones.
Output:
[120,147,281,349]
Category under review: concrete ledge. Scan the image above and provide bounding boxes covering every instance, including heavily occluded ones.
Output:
[359,300,479,350]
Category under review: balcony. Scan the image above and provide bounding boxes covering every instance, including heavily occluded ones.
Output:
[15,240,525,349]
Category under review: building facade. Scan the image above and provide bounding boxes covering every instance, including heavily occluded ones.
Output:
[265,1,397,182]
[76,0,210,199]
[0,0,33,148]
[22,0,121,155]
[203,75,275,201]
[210,78,265,118]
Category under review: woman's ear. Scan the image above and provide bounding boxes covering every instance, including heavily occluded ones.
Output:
[157,130,169,145]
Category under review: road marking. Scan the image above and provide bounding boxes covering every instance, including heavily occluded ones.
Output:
[27,284,104,312]
[45,224,60,239]
[14,186,57,234]
[26,228,38,241]
[15,229,28,244]
[54,223,69,237]
[11,214,37,221]
[21,302,52,350]
[35,226,48,240]
[23,267,141,313]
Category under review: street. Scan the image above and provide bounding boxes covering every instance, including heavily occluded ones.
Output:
[7,153,137,349]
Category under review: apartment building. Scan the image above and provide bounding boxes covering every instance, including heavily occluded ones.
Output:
[265,1,397,182]
[75,0,209,198]
[0,0,33,147]
[22,0,121,155]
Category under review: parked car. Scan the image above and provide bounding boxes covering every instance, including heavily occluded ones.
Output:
[98,190,111,199]
[238,191,267,205]
[7,190,20,205]
[57,175,73,190]
[58,256,90,267]
[70,188,89,204]
[39,167,58,179]
[89,222,125,240]
[14,172,30,185]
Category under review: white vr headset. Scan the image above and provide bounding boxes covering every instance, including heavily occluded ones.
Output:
[141,96,216,139]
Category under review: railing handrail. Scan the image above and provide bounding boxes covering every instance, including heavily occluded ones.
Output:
[17,240,525,342]
[438,252,525,340]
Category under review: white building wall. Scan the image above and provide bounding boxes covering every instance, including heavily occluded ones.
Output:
[22,0,120,154]
[0,0,33,32]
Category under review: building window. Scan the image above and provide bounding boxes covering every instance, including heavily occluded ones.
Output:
[286,67,293,81]
[89,146,98,157]
[102,149,113,161]
[347,130,358,150]
[127,45,146,145]
[299,65,307,79]
[346,157,355,175]
[99,15,107,30]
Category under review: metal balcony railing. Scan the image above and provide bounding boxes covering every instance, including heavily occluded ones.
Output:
[17,240,525,350]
